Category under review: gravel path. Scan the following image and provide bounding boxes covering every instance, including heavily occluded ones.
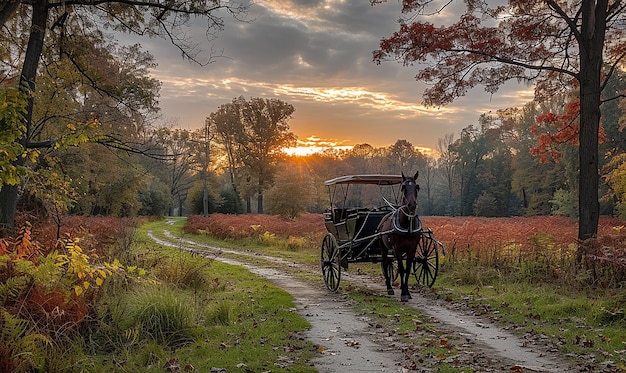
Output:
[148,227,573,372]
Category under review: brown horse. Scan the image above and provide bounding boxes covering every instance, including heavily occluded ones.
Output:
[378,171,422,302]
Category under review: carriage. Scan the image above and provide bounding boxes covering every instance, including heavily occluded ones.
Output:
[320,174,444,297]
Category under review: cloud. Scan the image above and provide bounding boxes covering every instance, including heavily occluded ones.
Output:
[121,0,535,150]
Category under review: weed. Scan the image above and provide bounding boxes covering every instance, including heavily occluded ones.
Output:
[135,341,167,367]
[285,236,305,251]
[151,251,212,292]
[0,310,51,372]
[127,285,197,349]
[204,300,232,326]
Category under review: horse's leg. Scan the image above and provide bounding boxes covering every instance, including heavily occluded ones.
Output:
[381,238,394,295]
[396,252,410,302]
[384,258,394,295]
[403,258,412,300]
[404,249,417,300]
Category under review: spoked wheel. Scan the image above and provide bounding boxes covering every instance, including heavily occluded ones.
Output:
[413,232,440,287]
[321,233,341,291]
[381,258,399,283]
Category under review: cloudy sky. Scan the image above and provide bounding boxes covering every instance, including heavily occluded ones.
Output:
[126,0,534,152]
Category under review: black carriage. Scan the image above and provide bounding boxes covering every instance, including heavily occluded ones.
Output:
[320,174,444,292]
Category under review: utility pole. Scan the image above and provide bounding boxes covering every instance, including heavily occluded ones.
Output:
[203,118,210,217]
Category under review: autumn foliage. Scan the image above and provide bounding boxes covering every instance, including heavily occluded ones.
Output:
[530,98,607,163]
[0,217,137,371]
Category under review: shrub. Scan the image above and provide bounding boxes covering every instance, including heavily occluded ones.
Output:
[0,218,142,370]
[151,252,213,292]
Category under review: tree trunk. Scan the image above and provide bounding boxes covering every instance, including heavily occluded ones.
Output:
[0,184,21,231]
[578,80,600,242]
[0,0,48,231]
[257,190,263,214]
[577,0,606,243]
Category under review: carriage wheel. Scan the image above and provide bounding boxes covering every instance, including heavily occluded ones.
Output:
[381,258,399,283]
[321,233,341,291]
[413,233,439,287]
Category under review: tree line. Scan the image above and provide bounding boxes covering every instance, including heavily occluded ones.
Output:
[3,59,626,225]
[2,0,626,243]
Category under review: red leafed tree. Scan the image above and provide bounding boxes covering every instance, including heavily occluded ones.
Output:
[373,0,626,241]
[529,98,606,163]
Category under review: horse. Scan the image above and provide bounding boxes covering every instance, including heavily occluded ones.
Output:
[378,171,422,302]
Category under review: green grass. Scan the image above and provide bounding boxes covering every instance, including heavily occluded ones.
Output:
[51,218,317,373]
[150,217,322,267]
[435,269,626,368]
[144,218,330,288]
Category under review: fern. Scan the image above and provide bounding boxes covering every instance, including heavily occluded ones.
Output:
[0,309,51,372]
[0,275,31,305]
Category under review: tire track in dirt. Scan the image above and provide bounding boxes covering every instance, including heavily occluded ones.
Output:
[148,227,571,372]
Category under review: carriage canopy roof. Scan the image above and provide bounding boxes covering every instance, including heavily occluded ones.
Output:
[324,174,403,186]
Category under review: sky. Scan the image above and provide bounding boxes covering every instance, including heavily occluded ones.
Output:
[121,0,535,153]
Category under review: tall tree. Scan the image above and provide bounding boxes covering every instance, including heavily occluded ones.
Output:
[373,0,626,241]
[387,139,422,173]
[208,96,296,214]
[149,127,198,216]
[436,133,458,215]
[0,0,248,230]
[239,97,296,213]
[450,124,488,215]
[208,98,247,212]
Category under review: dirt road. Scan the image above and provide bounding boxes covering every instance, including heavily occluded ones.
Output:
[148,226,573,372]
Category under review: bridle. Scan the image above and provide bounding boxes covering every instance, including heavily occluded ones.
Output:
[392,177,421,234]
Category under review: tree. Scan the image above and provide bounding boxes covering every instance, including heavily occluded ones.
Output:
[436,133,458,215]
[373,0,626,241]
[208,98,247,212]
[510,103,569,216]
[0,0,249,230]
[265,162,315,218]
[450,124,488,215]
[387,139,424,173]
[343,143,380,174]
[208,96,296,214]
[604,153,626,219]
[239,97,297,213]
[148,127,198,216]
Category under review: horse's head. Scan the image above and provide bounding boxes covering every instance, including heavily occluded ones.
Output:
[401,171,419,216]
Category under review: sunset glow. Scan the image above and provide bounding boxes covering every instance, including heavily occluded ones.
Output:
[282,137,437,157]
[143,0,536,152]
[282,136,352,156]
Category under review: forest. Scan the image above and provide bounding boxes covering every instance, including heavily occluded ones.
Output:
[2,0,626,232]
[0,1,626,231]
[8,83,626,225]
[170,75,626,222]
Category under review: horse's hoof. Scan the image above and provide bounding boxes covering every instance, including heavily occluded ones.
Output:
[387,289,395,295]
[400,295,409,302]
